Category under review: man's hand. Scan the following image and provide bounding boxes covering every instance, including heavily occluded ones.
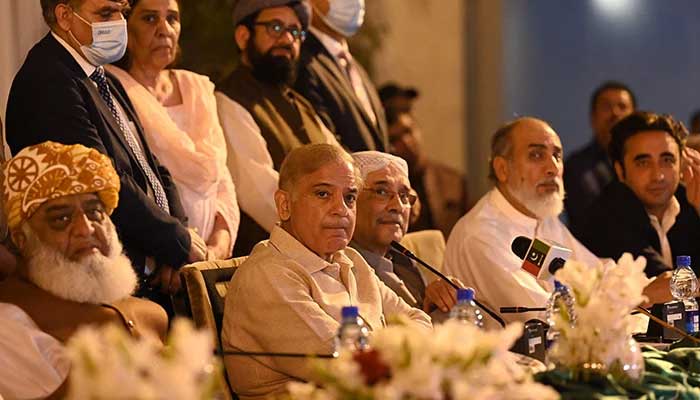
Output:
[682,147,700,213]
[188,228,207,263]
[149,265,182,295]
[641,271,674,307]
[422,277,464,313]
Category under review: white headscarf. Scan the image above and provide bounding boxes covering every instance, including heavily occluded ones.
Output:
[352,151,409,180]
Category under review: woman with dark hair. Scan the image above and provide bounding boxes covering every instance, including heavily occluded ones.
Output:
[108,0,239,260]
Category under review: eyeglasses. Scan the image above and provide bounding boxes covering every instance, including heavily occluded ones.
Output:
[363,187,417,206]
[254,19,307,42]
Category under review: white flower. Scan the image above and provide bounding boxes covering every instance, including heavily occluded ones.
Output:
[66,318,220,400]
[288,320,554,400]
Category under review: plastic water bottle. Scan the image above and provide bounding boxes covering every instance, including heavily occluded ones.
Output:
[671,255,699,334]
[545,281,576,344]
[334,306,370,355]
[449,288,484,328]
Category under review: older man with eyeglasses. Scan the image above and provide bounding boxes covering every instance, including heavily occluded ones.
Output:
[216,0,339,256]
[351,151,464,320]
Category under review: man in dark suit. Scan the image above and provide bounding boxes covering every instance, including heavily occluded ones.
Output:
[564,81,636,238]
[384,105,470,239]
[5,0,207,305]
[295,0,387,152]
[579,112,700,278]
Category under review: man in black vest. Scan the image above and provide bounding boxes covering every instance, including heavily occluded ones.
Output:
[579,112,700,277]
[217,0,338,255]
[5,0,207,309]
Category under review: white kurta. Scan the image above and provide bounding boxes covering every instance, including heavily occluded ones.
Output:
[0,303,70,399]
[443,188,600,328]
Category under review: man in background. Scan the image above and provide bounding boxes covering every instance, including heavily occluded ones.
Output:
[295,0,387,151]
[564,81,636,237]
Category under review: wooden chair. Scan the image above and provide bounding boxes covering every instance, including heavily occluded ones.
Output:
[181,257,247,349]
[181,257,248,400]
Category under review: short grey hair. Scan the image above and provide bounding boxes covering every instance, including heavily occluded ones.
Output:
[487,118,523,182]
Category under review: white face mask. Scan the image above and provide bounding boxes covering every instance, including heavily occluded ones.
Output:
[70,11,127,66]
[318,0,365,38]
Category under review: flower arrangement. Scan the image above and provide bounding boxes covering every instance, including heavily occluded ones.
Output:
[65,318,224,400]
[548,253,650,380]
[286,319,558,400]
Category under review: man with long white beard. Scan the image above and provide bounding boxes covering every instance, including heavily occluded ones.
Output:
[443,118,602,327]
[0,141,167,399]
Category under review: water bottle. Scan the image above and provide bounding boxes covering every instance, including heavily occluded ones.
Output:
[545,281,576,344]
[334,306,370,355]
[449,288,484,328]
[671,255,699,333]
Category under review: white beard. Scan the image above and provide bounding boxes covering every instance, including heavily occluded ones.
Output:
[22,222,138,305]
[509,178,565,220]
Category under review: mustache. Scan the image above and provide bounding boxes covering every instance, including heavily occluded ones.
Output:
[376,214,405,225]
[322,220,352,229]
[267,45,294,54]
[537,178,562,188]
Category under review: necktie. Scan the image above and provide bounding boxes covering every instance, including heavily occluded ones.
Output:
[336,51,377,125]
[90,67,170,214]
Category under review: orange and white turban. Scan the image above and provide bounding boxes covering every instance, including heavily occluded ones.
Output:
[1,141,120,230]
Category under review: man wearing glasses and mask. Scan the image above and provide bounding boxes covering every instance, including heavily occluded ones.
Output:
[217,0,339,256]
[351,151,464,321]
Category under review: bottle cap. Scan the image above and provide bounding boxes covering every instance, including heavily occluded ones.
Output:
[677,255,691,267]
[554,280,564,290]
[457,288,475,302]
[341,306,359,318]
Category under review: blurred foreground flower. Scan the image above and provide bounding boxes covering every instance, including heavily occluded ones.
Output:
[285,319,558,400]
[66,318,224,400]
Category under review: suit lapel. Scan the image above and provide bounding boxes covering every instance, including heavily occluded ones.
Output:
[45,33,144,167]
[307,34,387,151]
[314,50,380,150]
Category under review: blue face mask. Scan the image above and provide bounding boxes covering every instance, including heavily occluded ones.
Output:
[318,0,365,38]
[69,11,127,66]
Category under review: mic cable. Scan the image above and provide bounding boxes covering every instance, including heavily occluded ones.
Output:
[390,240,506,328]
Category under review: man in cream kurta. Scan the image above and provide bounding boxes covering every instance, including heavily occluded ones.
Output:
[221,144,431,400]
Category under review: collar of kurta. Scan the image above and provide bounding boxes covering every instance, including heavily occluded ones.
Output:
[269,226,354,274]
[490,187,542,232]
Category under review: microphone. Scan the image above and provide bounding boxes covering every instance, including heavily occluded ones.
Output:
[511,236,571,281]
[500,307,547,313]
[390,240,506,328]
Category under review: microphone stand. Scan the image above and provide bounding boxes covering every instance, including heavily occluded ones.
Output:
[390,241,507,328]
[500,307,546,313]
[219,350,337,358]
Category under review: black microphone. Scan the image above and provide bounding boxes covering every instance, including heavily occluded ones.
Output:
[500,307,547,313]
[390,240,506,328]
[511,236,569,277]
[219,350,336,358]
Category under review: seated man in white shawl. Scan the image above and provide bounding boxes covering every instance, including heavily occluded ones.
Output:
[0,141,167,399]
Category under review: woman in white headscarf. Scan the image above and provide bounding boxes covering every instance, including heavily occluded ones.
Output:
[108,0,239,259]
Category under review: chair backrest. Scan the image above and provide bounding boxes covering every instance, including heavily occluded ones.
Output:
[181,257,247,348]
[181,257,248,400]
[400,229,446,282]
